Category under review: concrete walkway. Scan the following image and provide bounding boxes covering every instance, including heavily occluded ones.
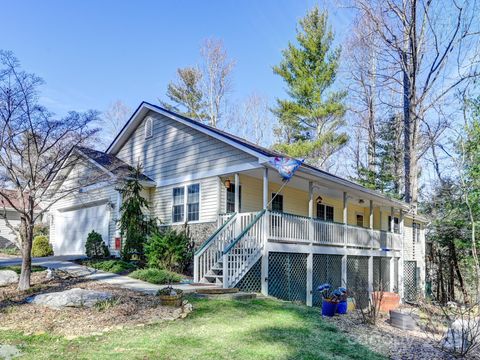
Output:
[0,256,218,294]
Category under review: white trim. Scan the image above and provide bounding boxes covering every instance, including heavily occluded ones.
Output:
[56,198,110,213]
[156,162,262,187]
[171,182,201,225]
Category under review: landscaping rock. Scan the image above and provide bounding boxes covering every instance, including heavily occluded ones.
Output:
[0,270,18,287]
[443,317,479,352]
[0,344,21,360]
[30,288,112,309]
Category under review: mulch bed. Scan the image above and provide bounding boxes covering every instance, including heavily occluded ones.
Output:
[324,308,479,359]
[0,270,187,338]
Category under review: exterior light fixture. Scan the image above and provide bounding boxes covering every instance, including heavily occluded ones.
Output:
[359,199,365,204]
[316,196,323,204]
[224,179,231,189]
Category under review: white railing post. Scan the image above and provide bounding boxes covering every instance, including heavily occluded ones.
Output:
[399,209,405,301]
[390,256,395,292]
[261,211,269,296]
[222,253,228,288]
[342,192,348,287]
[194,255,199,283]
[306,181,314,306]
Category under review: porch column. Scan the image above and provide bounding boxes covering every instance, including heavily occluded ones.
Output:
[341,192,348,287]
[234,173,240,213]
[399,209,405,301]
[261,167,269,296]
[368,200,374,294]
[263,167,269,209]
[306,181,314,306]
[390,207,394,233]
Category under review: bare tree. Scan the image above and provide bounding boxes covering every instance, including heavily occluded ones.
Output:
[0,51,102,290]
[350,0,480,209]
[232,93,272,146]
[200,38,236,128]
[101,100,131,147]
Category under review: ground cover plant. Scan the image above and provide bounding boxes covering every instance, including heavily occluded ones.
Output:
[129,268,183,284]
[79,259,136,275]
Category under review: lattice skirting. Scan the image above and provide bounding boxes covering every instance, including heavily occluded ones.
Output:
[347,256,369,308]
[236,258,261,293]
[312,254,343,306]
[373,257,391,292]
[268,252,308,304]
[404,260,418,302]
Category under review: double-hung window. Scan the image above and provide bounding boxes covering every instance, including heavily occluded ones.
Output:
[317,204,334,222]
[388,216,400,234]
[226,183,241,213]
[172,184,200,223]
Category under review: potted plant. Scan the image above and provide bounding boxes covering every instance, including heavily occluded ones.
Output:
[317,284,349,316]
[157,286,183,307]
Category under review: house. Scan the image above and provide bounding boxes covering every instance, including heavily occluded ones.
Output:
[48,101,427,305]
[0,190,22,249]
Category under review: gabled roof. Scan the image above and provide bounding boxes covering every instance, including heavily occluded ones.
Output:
[0,189,42,211]
[106,102,416,212]
[77,147,154,184]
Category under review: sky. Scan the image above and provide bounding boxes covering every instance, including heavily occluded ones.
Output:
[0,0,354,118]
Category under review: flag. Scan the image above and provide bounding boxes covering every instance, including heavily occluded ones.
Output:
[269,157,304,181]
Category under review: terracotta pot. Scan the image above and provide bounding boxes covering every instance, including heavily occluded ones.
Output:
[372,291,400,312]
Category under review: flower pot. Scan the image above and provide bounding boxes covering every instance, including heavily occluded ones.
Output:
[336,300,348,314]
[322,300,337,317]
[159,294,183,307]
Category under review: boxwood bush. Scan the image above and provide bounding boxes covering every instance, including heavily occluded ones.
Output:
[85,230,110,259]
[31,235,53,257]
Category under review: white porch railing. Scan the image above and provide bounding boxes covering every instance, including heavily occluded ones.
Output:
[194,212,260,283]
[223,210,266,288]
[267,211,402,250]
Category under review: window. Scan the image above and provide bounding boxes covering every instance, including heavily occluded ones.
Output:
[144,117,153,139]
[413,222,421,242]
[356,214,364,227]
[172,184,200,223]
[317,204,334,222]
[388,216,400,233]
[172,187,185,223]
[226,183,241,213]
[271,193,283,212]
[187,184,200,221]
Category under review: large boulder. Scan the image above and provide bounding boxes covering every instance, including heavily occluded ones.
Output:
[0,270,19,286]
[30,288,112,309]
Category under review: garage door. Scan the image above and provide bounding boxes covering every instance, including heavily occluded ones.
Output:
[54,202,110,255]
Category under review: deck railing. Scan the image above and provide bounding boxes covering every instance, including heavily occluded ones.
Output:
[267,211,402,250]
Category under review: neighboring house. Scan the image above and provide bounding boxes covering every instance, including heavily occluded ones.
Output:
[0,190,22,249]
[49,101,427,305]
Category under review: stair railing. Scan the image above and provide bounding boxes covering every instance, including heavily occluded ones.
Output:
[194,212,237,283]
[222,209,267,288]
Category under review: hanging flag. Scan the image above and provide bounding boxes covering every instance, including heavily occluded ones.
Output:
[269,157,304,181]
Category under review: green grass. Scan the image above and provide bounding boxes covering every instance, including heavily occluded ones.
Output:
[129,267,183,284]
[80,259,137,274]
[1,265,45,274]
[0,297,384,359]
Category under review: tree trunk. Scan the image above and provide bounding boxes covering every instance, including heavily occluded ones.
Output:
[18,217,33,291]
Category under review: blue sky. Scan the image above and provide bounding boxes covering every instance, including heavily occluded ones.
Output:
[1,0,353,117]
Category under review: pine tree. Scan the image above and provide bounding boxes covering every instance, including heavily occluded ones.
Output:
[355,114,403,199]
[272,7,347,168]
[118,165,156,261]
[161,67,208,122]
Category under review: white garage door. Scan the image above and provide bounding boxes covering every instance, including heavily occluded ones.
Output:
[54,202,110,255]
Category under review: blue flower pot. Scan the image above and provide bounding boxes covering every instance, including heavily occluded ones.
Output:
[336,300,348,314]
[322,300,337,317]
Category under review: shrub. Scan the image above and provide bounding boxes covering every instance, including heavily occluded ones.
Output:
[85,230,110,259]
[129,268,183,284]
[144,228,193,273]
[31,235,53,257]
[33,223,49,237]
[82,259,136,274]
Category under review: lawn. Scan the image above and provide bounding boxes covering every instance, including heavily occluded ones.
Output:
[0,297,384,360]
[2,265,45,274]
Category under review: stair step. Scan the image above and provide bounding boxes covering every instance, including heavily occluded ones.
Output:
[205,274,223,279]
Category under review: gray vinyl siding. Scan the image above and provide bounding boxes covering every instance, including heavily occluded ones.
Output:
[153,177,221,224]
[0,210,20,248]
[115,111,259,183]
